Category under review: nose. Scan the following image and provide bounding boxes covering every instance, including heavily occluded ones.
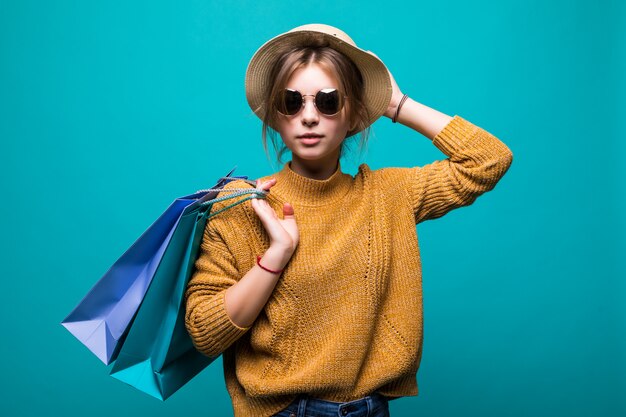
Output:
[300,96,319,126]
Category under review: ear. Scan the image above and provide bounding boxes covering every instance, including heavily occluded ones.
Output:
[345,101,357,132]
[348,117,358,133]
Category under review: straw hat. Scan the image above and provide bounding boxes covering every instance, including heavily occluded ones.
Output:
[245,23,392,134]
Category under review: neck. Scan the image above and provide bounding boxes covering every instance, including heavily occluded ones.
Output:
[271,159,352,207]
[290,155,339,180]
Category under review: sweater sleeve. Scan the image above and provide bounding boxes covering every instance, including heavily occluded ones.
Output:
[184,214,251,358]
[408,115,513,223]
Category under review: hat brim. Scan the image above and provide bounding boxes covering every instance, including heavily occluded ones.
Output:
[245,30,392,135]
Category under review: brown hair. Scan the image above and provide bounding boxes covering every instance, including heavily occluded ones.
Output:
[255,34,371,165]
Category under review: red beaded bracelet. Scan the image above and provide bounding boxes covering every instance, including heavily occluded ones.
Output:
[256,255,284,274]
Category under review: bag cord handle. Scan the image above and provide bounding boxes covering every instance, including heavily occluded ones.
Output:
[198,177,269,218]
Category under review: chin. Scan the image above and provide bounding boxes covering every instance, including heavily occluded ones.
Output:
[295,154,324,161]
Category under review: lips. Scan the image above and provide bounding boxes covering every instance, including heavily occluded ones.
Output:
[297,133,323,138]
[297,133,323,145]
[298,135,323,145]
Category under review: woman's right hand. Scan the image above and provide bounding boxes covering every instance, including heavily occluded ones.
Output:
[250,178,299,256]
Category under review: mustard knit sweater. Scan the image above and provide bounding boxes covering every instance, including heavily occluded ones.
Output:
[185,115,513,417]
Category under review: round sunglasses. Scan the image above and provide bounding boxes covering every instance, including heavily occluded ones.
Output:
[274,88,348,116]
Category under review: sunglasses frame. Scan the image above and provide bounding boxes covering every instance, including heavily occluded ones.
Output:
[275,88,349,116]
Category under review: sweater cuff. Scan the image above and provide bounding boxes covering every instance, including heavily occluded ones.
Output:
[432,115,513,161]
[192,291,251,357]
[432,115,480,155]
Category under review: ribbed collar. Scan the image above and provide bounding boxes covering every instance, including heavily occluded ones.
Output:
[272,161,353,207]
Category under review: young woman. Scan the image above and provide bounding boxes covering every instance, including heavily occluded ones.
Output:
[185,24,513,417]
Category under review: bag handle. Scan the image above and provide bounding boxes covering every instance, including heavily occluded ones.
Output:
[195,176,258,194]
[200,187,268,219]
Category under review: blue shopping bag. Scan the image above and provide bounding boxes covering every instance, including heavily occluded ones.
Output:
[109,176,264,400]
[61,167,246,365]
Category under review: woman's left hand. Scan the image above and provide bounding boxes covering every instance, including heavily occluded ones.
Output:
[366,51,404,119]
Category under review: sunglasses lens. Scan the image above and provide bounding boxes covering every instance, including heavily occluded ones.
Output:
[275,89,302,115]
[316,89,342,115]
[275,88,343,116]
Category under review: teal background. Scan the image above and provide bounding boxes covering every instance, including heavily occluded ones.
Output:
[1,0,624,416]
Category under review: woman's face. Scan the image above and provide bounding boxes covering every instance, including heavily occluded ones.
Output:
[274,62,351,171]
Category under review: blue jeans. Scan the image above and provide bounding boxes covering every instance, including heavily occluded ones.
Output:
[271,393,390,417]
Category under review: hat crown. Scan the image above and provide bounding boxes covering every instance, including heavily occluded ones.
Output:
[288,24,356,47]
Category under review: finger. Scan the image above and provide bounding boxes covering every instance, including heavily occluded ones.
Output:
[283,203,295,218]
[252,195,270,213]
[281,203,299,245]
[256,178,276,191]
[281,203,297,229]
[252,201,287,240]
[252,196,277,220]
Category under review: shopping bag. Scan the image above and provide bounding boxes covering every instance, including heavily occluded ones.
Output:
[109,178,263,400]
[61,167,245,365]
